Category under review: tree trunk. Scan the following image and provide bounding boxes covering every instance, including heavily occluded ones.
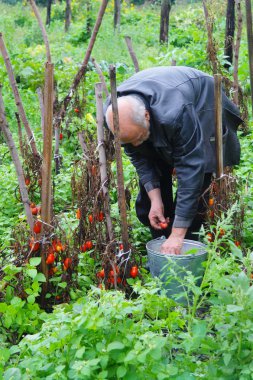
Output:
[65,0,71,32]
[160,0,171,44]
[46,0,52,26]
[224,0,235,69]
[114,0,121,31]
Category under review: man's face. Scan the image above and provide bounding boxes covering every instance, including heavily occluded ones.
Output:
[108,106,150,147]
[120,122,150,147]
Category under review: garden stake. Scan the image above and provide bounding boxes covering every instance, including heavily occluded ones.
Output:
[233,0,243,105]
[0,85,34,232]
[124,36,140,72]
[95,82,114,241]
[109,65,130,253]
[40,62,54,299]
[214,73,223,178]
[92,58,109,97]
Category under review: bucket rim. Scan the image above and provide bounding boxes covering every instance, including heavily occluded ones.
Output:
[146,237,207,258]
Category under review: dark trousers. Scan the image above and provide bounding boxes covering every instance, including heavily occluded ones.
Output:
[135,167,212,241]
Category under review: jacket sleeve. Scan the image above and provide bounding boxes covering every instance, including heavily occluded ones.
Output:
[123,143,161,192]
[172,104,205,228]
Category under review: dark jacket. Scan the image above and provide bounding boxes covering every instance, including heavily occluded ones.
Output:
[106,66,242,228]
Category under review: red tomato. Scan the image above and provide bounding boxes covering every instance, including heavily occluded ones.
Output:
[63,257,72,270]
[159,222,168,229]
[59,133,63,140]
[30,202,36,209]
[130,266,138,278]
[209,210,214,219]
[31,207,38,215]
[117,277,122,284]
[207,232,213,242]
[97,269,105,278]
[88,214,93,223]
[80,244,86,252]
[97,211,104,222]
[33,220,42,234]
[74,108,79,113]
[46,253,55,265]
[119,243,123,251]
[85,241,93,250]
[235,240,241,247]
[25,177,30,186]
[29,237,40,252]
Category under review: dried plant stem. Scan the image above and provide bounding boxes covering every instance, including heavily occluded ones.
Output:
[202,0,218,73]
[109,65,130,252]
[214,74,223,178]
[95,83,114,241]
[0,85,33,231]
[0,33,39,158]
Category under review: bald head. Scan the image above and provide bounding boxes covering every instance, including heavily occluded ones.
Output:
[105,95,150,146]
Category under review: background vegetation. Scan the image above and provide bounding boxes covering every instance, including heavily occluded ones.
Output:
[1,0,253,378]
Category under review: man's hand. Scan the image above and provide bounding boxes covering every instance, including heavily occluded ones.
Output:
[160,227,188,254]
[148,188,169,229]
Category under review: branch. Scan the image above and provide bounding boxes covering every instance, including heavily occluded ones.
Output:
[28,0,51,63]
[202,0,219,74]
[124,36,140,72]
[0,85,33,231]
[0,33,40,158]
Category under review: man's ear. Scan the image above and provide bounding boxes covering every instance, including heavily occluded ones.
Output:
[145,110,150,121]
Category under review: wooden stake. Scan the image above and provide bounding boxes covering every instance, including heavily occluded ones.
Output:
[95,83,114,241]
[245,0,253,116]
[214,74,223,177]
[92,58,109,97]
[233,0,243,105]
[40,62,54,290]
[0,85,33,231]
[0,33,40,158]
[36,88,45,138]
[109,65,130,253]
[124,36,140,73]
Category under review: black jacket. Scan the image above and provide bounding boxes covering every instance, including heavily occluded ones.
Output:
[106,66,242,228]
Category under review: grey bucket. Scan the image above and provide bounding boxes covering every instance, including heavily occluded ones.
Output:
[146,237,207,304]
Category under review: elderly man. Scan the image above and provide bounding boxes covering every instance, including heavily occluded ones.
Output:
[105,66,242,254]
